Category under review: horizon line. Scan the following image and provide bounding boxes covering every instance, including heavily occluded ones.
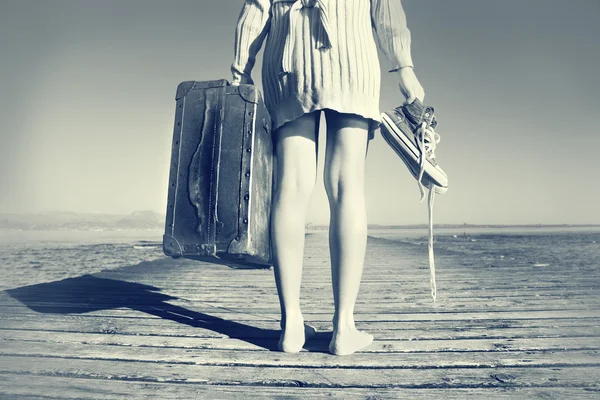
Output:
[1,210,599,229]
[0,211,599,227]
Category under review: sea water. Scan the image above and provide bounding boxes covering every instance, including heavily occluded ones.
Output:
[1,227,599,291]
[369,226,600,273]
[0,230,165,291]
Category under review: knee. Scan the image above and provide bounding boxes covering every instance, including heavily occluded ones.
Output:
[324,172,364,207]
[323,173,338,203]
[276,169,316,203]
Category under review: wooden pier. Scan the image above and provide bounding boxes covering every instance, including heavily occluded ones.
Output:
[1,233,599,399]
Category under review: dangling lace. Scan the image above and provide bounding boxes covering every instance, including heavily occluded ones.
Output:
[427,184,436,302]
[416,122,441,201]
[415,121,441,302]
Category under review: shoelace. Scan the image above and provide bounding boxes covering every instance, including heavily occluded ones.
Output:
[415,121,441,302]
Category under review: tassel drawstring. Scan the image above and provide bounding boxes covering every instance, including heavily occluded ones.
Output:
[281,0,332,74]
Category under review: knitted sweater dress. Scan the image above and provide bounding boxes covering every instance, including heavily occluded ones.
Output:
[231,0,414,137]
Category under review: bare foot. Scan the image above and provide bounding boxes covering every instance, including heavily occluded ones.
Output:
[329,329,374,356]
[278,317,316,353]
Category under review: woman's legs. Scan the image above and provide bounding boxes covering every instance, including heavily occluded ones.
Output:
[323,110,373,356]
[271,111,320,353]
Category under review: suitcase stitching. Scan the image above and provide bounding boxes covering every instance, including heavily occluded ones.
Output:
[208,87,224,251]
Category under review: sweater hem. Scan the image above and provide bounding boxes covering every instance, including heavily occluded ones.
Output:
[269,90,382,140]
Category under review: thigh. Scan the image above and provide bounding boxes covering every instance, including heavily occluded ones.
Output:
[272,111,321,190]
[323,110,370,186]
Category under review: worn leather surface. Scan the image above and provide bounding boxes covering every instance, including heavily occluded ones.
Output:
[164,80,273,268]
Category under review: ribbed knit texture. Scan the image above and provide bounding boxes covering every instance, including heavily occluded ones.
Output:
[232,0,413,133]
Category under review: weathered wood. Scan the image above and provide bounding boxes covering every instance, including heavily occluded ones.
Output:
[3,322,599,344]
[2,312,598,329]
[1,355,599,388]
[4,271,597,286]
[1,230,599,398]
[2,374,599,400]
[35,269,597,284]
[3,287,599,304]
[4,283,599,297]
[2,302,598,317]
[2,300,599,320]
[2,337,600,368]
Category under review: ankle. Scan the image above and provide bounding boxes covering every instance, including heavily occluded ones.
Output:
[281,308,303,329]
[332,314,356,333]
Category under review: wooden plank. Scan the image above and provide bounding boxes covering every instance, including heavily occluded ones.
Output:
[4,285,598,304]
[2,374,600,400]
[1,340,599,368]
[5,282,599,297]
[0,281,598,304]
[3,273,597,294]
[2,324,598,343]
[14,267,597,282]
[120,260,594,280]
[3,320,599,342]
[4,254,598,282]
[1,283,597,305]
[2,312,598,330]
[3,328,600,352]
[2,301,597,316]
[2,289,597,307]
[5,296,565,308]
[1,355,599,388]
[105,263,598,274]
[2,305,599,322]
[2,329,600,352]
[1,373,599,400]
[2,287,596,310]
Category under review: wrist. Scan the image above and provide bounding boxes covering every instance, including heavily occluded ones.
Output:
[396,67,415,80]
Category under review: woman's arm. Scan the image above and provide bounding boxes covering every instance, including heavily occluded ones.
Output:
[371,0,424,102]
[371,0,413,71]
[231,0,272,85]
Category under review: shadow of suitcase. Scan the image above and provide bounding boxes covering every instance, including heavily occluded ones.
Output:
[163,79,273,268]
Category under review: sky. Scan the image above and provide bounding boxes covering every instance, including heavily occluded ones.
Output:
[0,0,599,225]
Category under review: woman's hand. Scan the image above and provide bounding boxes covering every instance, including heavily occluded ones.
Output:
[396,66,425,104]
[231,71,254,86]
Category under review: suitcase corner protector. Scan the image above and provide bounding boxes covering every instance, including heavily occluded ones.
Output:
[237,84,260,104]
[175,81,196,101]
[163,234,183,258]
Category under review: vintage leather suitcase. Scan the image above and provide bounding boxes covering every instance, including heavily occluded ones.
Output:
[163,79,273,268]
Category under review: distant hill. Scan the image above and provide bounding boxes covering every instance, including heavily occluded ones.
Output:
[115,211,165,229]
[0,211,166,231]
[2,212,597,231]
